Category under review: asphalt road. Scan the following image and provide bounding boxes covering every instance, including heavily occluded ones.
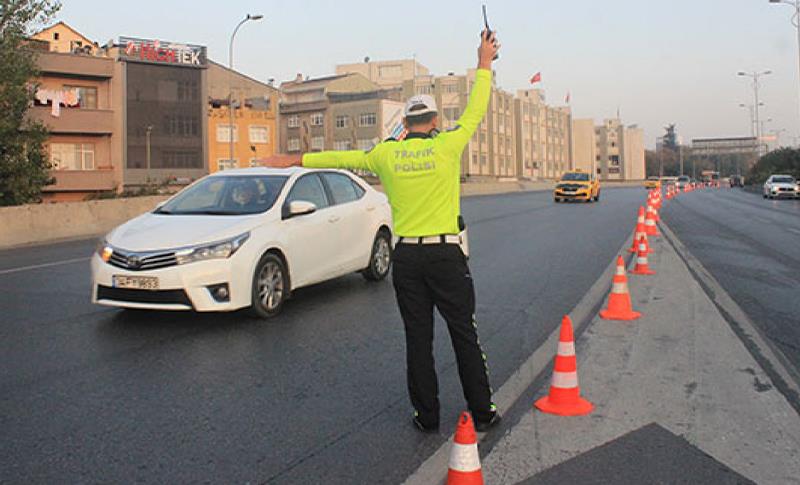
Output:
[0,188,644,484]
[662,188,800,377]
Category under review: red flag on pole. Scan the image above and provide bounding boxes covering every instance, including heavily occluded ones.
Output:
[530,72,542,84]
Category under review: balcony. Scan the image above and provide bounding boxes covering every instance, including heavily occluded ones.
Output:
[43,169,117,193]
[37,51,114,79]
[28,106,114,135]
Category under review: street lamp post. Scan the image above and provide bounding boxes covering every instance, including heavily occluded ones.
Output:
[769,0,800,134]
[145,125,153,170]
[738,70,772,156]
[229,14,264,166]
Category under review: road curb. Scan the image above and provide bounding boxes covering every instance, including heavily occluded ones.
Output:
[659,219,800,416]
[402,230,636,485]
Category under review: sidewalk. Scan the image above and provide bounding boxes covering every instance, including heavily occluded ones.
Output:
[481,228,800,484]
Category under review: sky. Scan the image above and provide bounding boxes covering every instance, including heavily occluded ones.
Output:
[50,0,800,148]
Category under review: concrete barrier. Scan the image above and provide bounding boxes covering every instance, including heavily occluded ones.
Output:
[0,195,169,250]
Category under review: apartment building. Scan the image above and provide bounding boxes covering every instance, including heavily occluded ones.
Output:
[571,119,597,175]
[30,24,118,201]
[279,73,403,154]
[336,59,429,89]
[207,61,279,172]
[29,24,211,200]
[595,119,645,181]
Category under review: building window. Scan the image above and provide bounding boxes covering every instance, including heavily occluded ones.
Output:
[216,124,238,142]
[443,83,459,94]
[64,85,97,109]
[311,136,325,151]
[359,113,377,127]
[249,125,270,144]
[54,32,60,40]
[480,154,487,166]
[288,115,299,128]
[416,85,433,95]
[287,138,301,152]
[217,159,238,171]
[50,143,95,170]
[443,107,460,121]
[310,113,324,126]
[335,115,349,128]
[333,140,353,151]
[357,139,375,151]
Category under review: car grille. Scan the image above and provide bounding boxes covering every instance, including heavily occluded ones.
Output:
[96,286,193,307]
[108,249,178,271]
[558,184,585,191]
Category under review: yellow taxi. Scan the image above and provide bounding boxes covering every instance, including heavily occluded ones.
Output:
[644,176,661,190]
[554,170,600,203]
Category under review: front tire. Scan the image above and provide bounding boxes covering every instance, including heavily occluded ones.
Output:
[250,253,289,319]
[594,192,601,202]
[362,230,392,281]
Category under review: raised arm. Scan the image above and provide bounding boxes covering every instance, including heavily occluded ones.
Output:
[440,30,500,154]
[260,149,374,171]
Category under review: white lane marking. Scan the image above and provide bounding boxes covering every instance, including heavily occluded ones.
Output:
[0,257,91,275]
[787,228,800,236]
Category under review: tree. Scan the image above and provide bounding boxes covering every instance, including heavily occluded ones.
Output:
[0,0,61,206]
[748,148,800,185]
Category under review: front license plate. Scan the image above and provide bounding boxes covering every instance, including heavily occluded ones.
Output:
[113,275,159,290]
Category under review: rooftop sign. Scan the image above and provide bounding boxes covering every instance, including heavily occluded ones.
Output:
[119,37,206,68]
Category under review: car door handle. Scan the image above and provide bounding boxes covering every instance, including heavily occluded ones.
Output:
[328,216,341,223]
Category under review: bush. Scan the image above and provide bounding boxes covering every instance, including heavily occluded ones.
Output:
[748,148,800,186]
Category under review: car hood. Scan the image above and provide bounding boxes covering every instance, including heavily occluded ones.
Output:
[107,212,266,252]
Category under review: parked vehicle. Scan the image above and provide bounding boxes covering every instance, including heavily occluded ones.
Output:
[729,175,744,188]
[763,175,800,199]
[91,168,394,318]
[676,175,691,190]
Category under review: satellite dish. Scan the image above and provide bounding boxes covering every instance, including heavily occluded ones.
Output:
[364,56,370,63]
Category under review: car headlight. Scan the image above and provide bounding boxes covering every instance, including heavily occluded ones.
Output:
[175,232,250,265]
[96,238,114,263]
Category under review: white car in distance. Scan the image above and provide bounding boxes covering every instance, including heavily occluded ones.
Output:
[92,168,393,318]
[763,174,800,200]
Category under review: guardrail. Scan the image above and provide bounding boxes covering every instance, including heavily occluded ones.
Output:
[0,195,169,250]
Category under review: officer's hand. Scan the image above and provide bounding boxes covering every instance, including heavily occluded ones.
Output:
[259,154,303,168]
[478,29,500,70]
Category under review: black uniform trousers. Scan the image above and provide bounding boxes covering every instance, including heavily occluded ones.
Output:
[391,241,494,428]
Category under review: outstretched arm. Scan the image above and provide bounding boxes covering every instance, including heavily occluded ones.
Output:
[260,150,372,171]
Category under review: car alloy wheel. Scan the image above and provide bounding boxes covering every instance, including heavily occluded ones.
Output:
[251,253,288,318]
[362,230,392,281]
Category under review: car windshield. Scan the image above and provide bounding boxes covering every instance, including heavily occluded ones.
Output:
[155,175,289,215]
[561,173,589,182]
[678,176,690,182]
[772,176,796,184]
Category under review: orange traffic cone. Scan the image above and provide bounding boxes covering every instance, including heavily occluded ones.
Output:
[600,256,642,321]
[628,207,647,253]
[535,316,594,416]
[446,412,483,485]
[644,204,660,236]
[630,236,656,276]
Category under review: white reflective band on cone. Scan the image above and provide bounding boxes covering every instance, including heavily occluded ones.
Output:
[449,443,481,472]
[551,371,579,388]
[637,257,647,264]
[615,266,625,276]
[557,341,575,356]
[612,282,627,294]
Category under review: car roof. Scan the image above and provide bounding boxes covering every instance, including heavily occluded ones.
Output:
[208,167,310,177]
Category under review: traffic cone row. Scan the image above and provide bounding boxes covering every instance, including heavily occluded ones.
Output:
[446,187,669,482]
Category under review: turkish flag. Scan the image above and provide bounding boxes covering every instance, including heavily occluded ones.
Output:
[530,72,542,84]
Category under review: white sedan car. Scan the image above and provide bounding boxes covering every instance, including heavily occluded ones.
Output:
[763,174,800,199]
[92,168,393,318]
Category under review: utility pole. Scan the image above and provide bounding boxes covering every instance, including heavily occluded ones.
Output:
[769,0,800,141]
[229,14,264,165]
[738,70,772,156]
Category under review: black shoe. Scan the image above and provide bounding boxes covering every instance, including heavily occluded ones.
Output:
[474,412,501,432]
[412,416,440,434]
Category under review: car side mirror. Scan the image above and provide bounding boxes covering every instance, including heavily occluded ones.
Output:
[283,200,317,220]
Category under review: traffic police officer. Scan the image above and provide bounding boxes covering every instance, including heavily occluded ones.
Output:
[265,30,501,433]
